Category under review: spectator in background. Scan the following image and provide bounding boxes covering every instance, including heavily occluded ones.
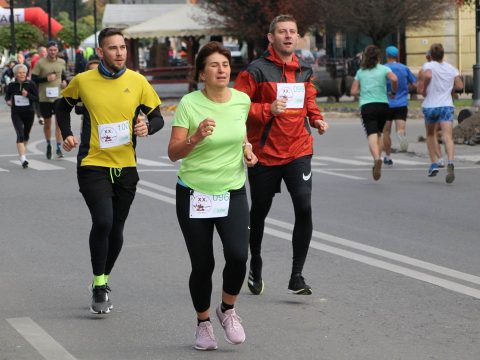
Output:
[31,46,47,125]
[74,49,87,75]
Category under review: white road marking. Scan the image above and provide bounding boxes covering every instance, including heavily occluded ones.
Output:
[266,217,480,285]
[311,160,328,166]
[10,159,64,171]
[0,167,8,172]
[314,156,371,165]
[7,317,77,360]
[456,155,480,162]
[136,158,173,167]
[62,157,77,164]
[312,168,365,180]
[356,155,427,165]
[136,181,480,299]
[139,180,176,195]
[265,227,480,299]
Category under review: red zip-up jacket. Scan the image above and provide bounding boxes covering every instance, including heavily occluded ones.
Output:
[234,44,323,166]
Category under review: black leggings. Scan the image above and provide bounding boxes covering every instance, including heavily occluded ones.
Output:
[248,156,313,275]
[11,110,34,143]
[176,184,249,313]
[78,166,138,276]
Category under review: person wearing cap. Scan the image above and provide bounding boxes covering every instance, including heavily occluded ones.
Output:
[416,43,463,183]
[31,41,67,160]
[382,45,417,166]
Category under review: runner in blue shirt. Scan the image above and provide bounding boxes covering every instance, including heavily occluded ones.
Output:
[383,46,417,165]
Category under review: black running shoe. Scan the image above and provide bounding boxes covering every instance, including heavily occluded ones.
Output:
[56,149,64,158]
[446,163,455,184]
[288,274,312,295]
[247,269,264,295]
[22,160,28,169]
[89,283,113,311]
[46,144,52,160]
[90,285,111,314]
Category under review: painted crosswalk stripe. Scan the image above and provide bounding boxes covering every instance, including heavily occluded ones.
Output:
[311,160,328,166]
[7,317,77,360]
[0,167,8,172]
[10,159,64,170]
[62,157,77,164]
[314,156,371,166]
[312,168,365,180]
[356,156,426,165]
[136,158,173,167]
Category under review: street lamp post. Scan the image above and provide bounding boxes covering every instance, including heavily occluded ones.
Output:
[473,0,480,107]
[47,0,52,41]
[93,0,97,48]
[9,0,16,55]
[73,0,78,49]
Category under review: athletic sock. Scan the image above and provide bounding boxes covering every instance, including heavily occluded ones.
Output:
[197,317,210,325]
[56,143,61,151]
[20,155,26,162]
[46,140,51,145]
[93,274,106,287]
[448,160,454,165]
[221,302,234,313]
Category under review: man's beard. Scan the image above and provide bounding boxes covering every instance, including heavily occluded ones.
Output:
[104,58,125,73]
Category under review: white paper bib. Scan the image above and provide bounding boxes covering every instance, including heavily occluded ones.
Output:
[46,87,59,98]
[14,95,30,106]
[189,190,230,218]
[277,83,305,108]
[98,120,131,149]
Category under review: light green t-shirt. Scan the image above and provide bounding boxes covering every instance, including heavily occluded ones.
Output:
[354,64,391,106]
[172,89,251,195]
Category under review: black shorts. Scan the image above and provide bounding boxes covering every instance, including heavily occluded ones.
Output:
[248,155,312,197]
[360,103,390,136]
[387,106,408,121]
[39,101,57,119]
[77,166,139,221]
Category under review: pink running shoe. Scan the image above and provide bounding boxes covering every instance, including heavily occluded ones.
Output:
[215,306,246,345]
[194,321,218,351]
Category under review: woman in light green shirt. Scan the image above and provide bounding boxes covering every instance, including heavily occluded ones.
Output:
[351,45,398,181]
[168,42,257,351]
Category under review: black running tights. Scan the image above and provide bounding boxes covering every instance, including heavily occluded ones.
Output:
[176,184,249,313]
[85,196,128,276]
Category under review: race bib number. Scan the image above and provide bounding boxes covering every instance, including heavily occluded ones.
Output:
[190,190,230,218]
[98,120,131,149]
[277,83,305,108]
[46,87,59,98]
[14,95,30,106]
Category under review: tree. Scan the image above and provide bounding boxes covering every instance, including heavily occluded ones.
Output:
[201,0,322,60]
[56,11,95,48]
[315,0,461,47]
[0,22,45,51]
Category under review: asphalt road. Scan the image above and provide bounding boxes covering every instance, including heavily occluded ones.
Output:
[0,107,480,360]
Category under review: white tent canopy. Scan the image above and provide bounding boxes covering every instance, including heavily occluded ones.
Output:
[80,31,100,49]
[123,5,223,39]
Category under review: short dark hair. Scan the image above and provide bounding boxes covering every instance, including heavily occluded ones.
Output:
[269,14,297,33]
[361,45,381,70]
[98,28,124,48]
[194,41,231,82]
[430,43,444,62]
[47,41,58,49]
[86,59,100,70]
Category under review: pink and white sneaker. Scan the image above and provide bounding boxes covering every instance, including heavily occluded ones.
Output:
[194,321,218,350]
[215,305,246,345]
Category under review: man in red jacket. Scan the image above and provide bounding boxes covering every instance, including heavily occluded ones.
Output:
[234,14,328,296]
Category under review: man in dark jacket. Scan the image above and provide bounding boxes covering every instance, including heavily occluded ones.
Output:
[234,14,328,296]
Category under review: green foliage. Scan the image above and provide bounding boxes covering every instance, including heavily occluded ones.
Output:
[56,11,95,48]
[0,22,46,52]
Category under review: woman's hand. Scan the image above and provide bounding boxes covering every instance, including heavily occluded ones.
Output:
[243,143,258,167]
[190,118,216,144]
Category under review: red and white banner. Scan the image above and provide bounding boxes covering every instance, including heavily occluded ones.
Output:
[0,7,62,36]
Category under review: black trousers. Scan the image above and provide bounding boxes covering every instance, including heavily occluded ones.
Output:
[248,155,313,275]
[176,184,249,313]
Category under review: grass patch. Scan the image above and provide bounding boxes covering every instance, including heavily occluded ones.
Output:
[318,98,474,111]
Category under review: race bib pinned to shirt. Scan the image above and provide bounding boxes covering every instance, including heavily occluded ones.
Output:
[190,190,230,218]
[98,120,131,149]
[46,87,59,98]
[277,83,305,108]
[14,95,30,106]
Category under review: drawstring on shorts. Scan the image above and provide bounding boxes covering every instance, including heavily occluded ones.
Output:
[109,168,122,183]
